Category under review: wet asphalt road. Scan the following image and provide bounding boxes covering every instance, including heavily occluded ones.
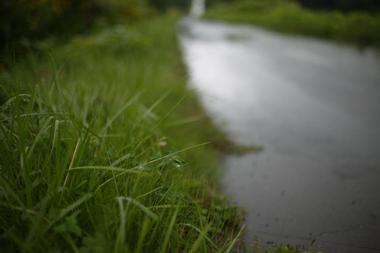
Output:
[179,18,380,252]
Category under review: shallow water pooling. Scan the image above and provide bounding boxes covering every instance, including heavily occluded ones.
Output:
[179,8,380,253]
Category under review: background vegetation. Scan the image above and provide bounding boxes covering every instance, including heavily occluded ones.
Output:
[205,0,380,48]
[0,0,191,66]
[297,0,380,12]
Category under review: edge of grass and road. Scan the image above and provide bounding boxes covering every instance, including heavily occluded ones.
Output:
[0,2,316,252]
[205,0,380,49]
[0,13,249,252]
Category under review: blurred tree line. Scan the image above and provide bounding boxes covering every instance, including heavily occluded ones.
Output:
[209,0,380,12]
[297,0,380,12]
[0,0,190,64]
[148,0,189,10]
[2,0,378,64]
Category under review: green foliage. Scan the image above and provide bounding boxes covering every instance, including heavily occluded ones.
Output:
[205,0,380,48]
[297,0,380,12]
[0,0,188,66]
[0,0,111,61]
[0,15,242,252]
[147,0,190,11]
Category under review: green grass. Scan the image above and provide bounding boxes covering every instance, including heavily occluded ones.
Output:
[205,0,380,48]
[0,15,243,252]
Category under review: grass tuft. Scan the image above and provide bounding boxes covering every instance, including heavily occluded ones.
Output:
[0,15,242,252]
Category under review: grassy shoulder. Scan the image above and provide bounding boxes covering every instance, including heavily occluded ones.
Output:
[0,14,244,252]
[205,0,380,48]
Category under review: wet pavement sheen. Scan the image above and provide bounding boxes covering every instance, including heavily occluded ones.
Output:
[179,18,380,252]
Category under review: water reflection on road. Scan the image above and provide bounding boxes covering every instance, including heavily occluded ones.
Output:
[179,18,380,253]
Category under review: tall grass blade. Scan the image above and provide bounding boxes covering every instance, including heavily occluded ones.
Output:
[135,217,151,253]
[160,208,178,253]
[100,93,141,134]
[223,225,245,253]
[69,166,145,174]
[49,193,93,230]
[62,138,81,190]
[188,223,212,253]
[183,223,217,249]
[115,196,127,253]
[118,196,158,220]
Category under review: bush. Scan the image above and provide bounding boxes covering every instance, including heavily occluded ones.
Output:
[0,0,109,60]
[205,0,380,48]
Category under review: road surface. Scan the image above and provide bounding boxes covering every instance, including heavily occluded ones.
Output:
[179,18,380,253]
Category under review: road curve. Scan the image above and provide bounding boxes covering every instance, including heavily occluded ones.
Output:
[179,18,380,253]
